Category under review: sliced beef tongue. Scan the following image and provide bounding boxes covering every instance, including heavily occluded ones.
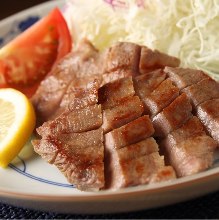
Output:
[103,42,141,74]
[33,128,104,191]
[160,117,217,177]
[139,46,180,74]
[164,66,219,146]
[182,77,219,108]
[32,39,103,125]
[52,79,100,119]
[32,41,180,125]
[105,115,155,149]
[33,102,105,191]
[37,104,102,137]
[101,69,135,86]
[102,96,144,133]
[133,69,167,101]
[98,76,135,109]
[107,152,173,189]
[32,41,218,191]
[164,67,209,90]
[197,99,219,145]
[105,136,176,189]
[134,67,217,177]
[102,76,176,189]
[152,93,193,137]
[143,78,179,117]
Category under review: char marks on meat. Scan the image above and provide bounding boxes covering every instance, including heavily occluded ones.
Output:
[98,77,135,109]
[142,78,179,117]
[31,39,103,124]
[164,67,209,89]
[33,41,180,125]
[102,96,144,133]
[37,104,102,136]
[105,137,176,189]
[33,40,219,191]
[197,99,219,145]
[133,69,166,100]
[105,115,155,149]
[53,79,100,118]
[183,78,219,107]
[139,46,180,74]
[152,93,192,137]
[104,42,141,74]
[33,128,104,191]
[160,117,217,177]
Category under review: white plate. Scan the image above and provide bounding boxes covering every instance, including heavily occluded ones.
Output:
[0,0,219,214]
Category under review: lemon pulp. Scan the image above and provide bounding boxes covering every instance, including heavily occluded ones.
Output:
[0,88,36,167]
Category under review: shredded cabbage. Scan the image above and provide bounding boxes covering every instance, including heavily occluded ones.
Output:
[64,0,219,80]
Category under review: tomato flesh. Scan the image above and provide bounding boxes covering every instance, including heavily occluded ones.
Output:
[0,8,72,97]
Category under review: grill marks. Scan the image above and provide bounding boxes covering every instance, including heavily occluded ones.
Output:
[102,77,176,189]
[37,105,102,136]
[31,40,102,124]
[103,42,141,74]
[32,41,181,125]
[133,69,167,101]
[164,67,219,145]
[160,117,217,177]
[139,46,180,74]
[197,99,219,144]
[98,77,135,110]
[105,137,176,189]
[32,41,181,191]
[183,78,219,108]
[152,93,192,137]
[102,96,144,133]
[143,79,179,117]
[164,67,208,90]
[32,41,218,191]
[105,116,154,149]
[33,106,105,191]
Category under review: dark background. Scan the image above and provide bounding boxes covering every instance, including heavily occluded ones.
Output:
[0,1,219,219]
[0,0,50,20]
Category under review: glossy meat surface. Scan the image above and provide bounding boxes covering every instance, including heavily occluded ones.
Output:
[143,78,179,117]
[164,67,208,89]
[152,93,192,137]
[102,96,144,133]
[105,115,154,149]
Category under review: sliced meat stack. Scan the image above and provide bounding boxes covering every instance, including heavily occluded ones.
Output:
[32,40,218,192]
[132,66,217,177]
[33,104,105,191]
[165,67,219,145]
[197,99,219,144]
[32,41,180,125]
[100,76,176,189]
[160,116,217,177]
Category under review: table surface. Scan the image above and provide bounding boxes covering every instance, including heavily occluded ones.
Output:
[0,1,219,219]
[1,191,219,219]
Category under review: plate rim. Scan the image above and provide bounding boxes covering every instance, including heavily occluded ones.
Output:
[0,0,64,25]
[1,166,219,202]
[0,0,219,209]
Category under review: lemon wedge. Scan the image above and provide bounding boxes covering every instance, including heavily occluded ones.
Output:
[0,88,36,167]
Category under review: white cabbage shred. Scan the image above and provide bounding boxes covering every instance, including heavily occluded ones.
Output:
[64,0,219,79]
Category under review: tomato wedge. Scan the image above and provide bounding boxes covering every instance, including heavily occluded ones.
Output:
[0,8,72,97]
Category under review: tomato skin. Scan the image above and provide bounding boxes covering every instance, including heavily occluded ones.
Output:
[0,8,72,97]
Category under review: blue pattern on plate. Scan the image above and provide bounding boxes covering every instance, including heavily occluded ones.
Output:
[18,16,39,32]
[0,16,39,47]
[9,157,74,188]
